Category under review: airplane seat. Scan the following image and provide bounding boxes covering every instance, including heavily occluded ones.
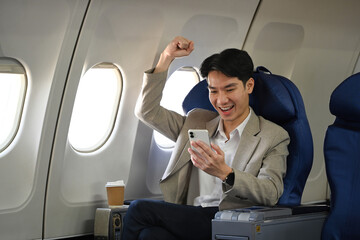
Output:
[183,66,313,207]
[321,72,360,240]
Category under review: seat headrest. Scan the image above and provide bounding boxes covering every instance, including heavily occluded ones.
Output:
[330,72,360,122]
[182,79,215,114]
[250,67,296,124]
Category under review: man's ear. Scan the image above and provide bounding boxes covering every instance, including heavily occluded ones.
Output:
[246,78,255,94]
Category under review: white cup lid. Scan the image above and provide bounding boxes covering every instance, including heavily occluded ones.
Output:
[105,180,125,187]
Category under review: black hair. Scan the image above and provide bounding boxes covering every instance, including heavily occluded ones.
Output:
[200,49,254,85]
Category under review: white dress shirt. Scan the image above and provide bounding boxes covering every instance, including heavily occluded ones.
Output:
[193,109,252,207]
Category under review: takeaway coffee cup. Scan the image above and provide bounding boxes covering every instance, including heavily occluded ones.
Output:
[106,180,125,206]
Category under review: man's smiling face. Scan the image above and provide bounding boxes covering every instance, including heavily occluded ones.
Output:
[207,70,254,134]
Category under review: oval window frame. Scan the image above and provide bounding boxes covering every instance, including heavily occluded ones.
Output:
[0,58,27,153]
[68,62,123,153]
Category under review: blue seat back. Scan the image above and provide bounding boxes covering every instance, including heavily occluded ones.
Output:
[321,72,360,240]
[182,66,313,206]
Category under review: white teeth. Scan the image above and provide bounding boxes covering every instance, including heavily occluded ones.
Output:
[220,106,233,111]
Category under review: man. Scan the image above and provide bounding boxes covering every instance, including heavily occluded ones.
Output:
[122,36,290,240]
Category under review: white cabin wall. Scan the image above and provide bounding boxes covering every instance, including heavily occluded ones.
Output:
[0,0,89,239]
[243,0,360,203]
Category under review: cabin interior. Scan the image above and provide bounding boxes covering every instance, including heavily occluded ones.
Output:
[0,0,359,239]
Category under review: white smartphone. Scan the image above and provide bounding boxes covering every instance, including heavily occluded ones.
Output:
[188,129,211,152]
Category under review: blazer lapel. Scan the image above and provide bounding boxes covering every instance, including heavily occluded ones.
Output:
[162,133,191,180]
[232,112,261,171]
[206,115,221,137]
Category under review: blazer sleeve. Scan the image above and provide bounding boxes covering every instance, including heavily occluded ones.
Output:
[135,69,186,142]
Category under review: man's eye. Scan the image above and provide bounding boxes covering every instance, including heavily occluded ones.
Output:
[227,89,234,92]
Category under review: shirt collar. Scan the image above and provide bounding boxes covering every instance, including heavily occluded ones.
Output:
[214,108,252,140]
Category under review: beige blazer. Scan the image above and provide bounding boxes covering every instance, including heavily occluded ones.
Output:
[135,70,290,210]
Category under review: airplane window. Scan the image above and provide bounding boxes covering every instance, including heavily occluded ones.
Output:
[154,67,200,148]
[0,59,27,153]
[68,63,122,152]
